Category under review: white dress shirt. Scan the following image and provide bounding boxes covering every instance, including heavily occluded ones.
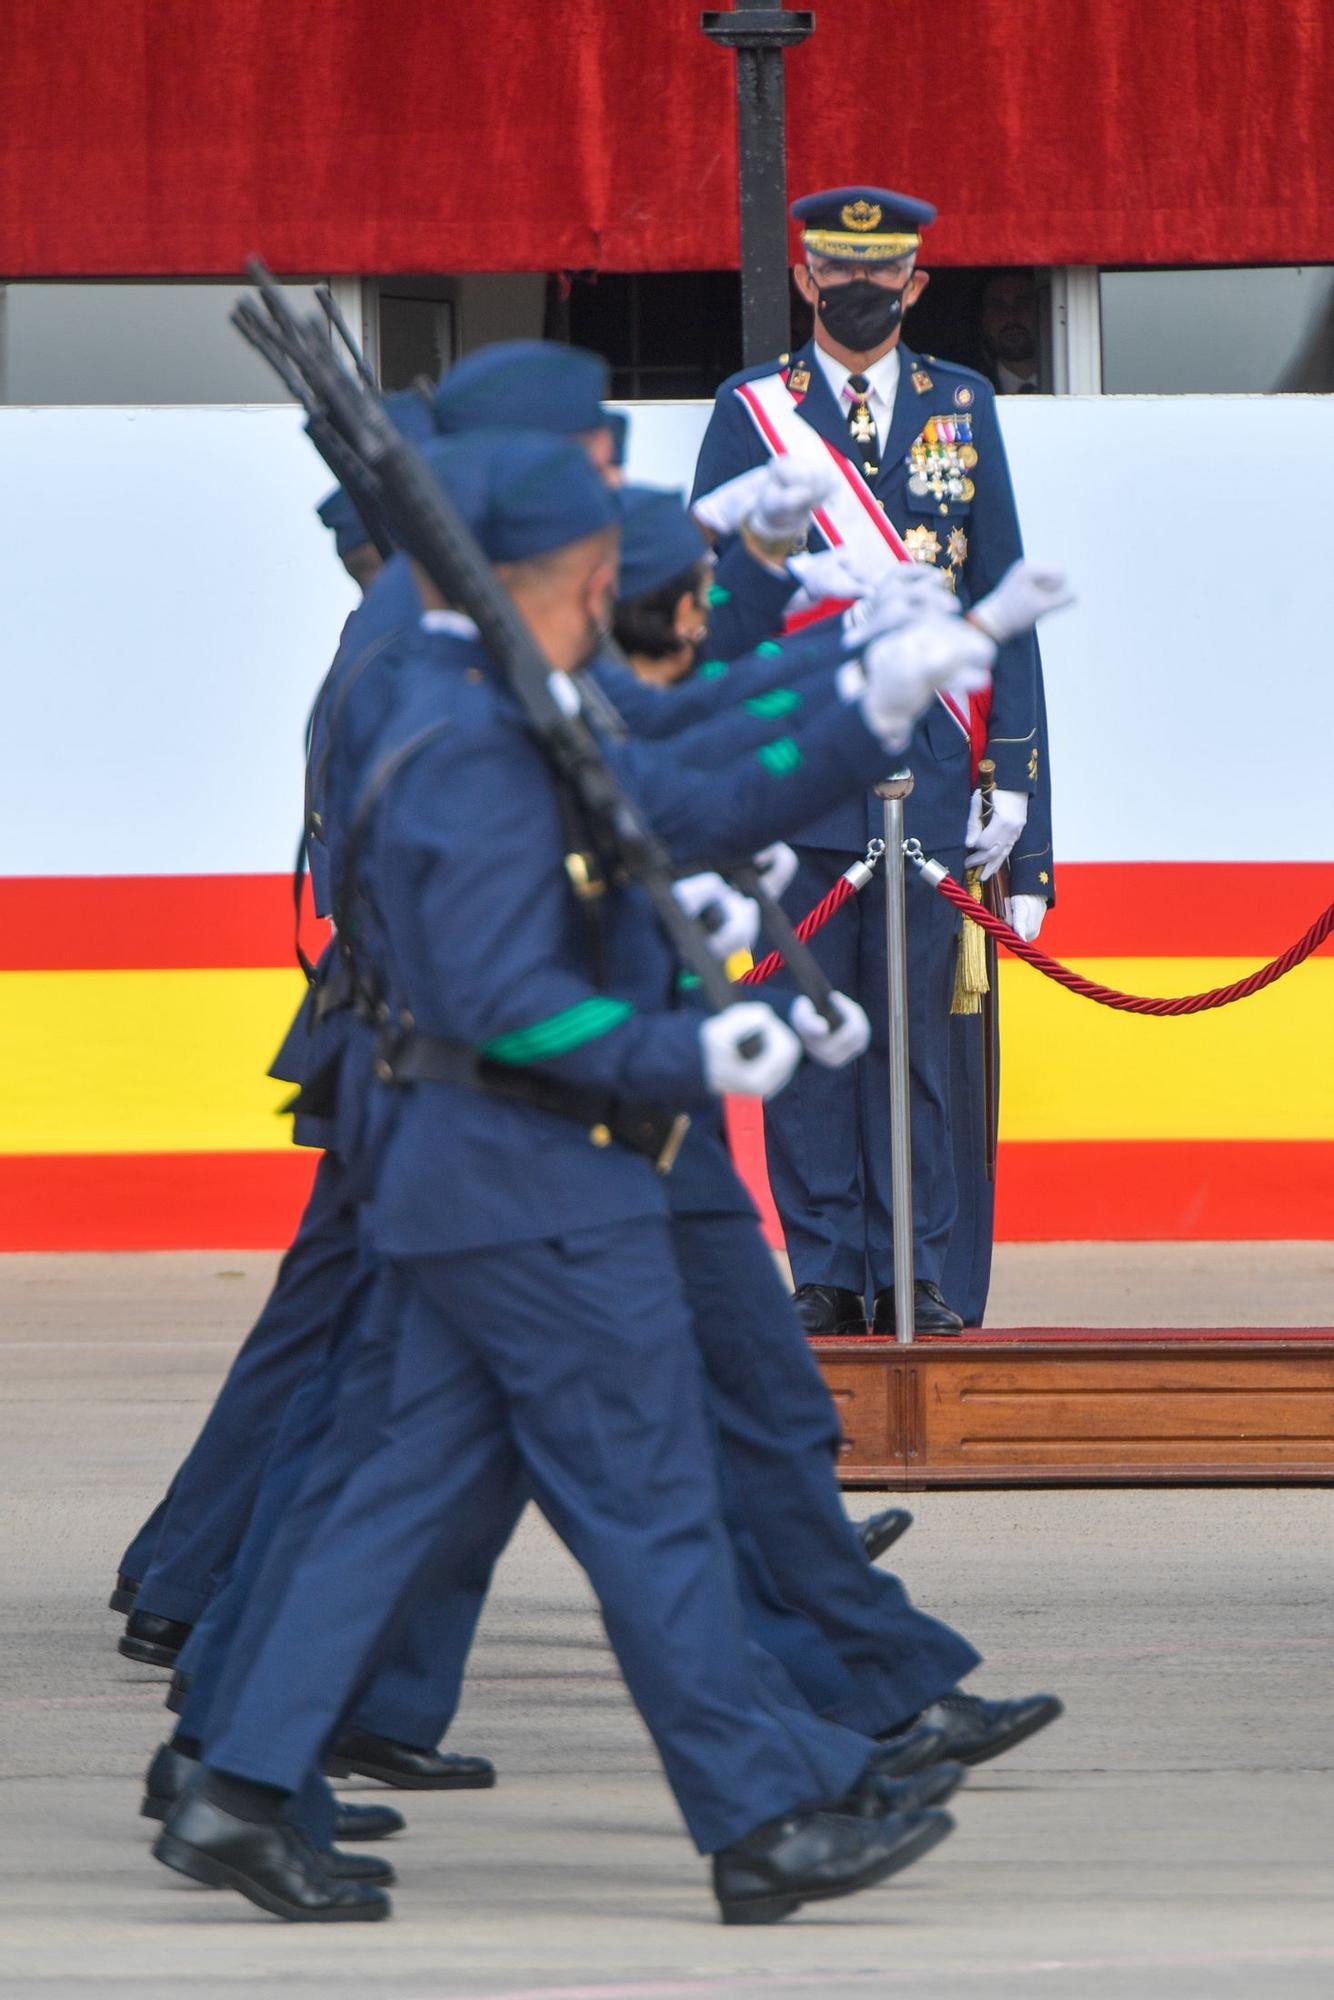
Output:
[811,340,901,454]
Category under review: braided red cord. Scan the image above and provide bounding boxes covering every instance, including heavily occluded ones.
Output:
[743,873,859,986]
[931,870,1334,1015]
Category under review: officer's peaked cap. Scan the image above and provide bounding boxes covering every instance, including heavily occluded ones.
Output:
[617,486,710,603]
[791,186,936,264]
[432,341,611,438]
[418,430,619,564]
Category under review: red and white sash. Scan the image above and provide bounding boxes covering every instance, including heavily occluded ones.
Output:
[731,369,986,759]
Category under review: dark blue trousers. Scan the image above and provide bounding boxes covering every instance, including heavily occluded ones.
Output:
[123,1153,358,1623]
[763,845,965,1297]
[675,1210,979,1729]
[203,1222,872,1854]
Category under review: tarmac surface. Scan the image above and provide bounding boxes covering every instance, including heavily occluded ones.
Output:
[2,1245,1333,1997]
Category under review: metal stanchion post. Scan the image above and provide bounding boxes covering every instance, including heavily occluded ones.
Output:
[875,773,916,1345]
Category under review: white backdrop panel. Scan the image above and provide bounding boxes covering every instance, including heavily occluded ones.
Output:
[4,398,1332,874]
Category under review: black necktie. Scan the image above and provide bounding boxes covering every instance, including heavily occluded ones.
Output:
[845,373,879,480]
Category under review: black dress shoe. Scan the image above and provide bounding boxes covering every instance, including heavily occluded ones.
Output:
[865,1723,948,1778]
[792,1284,868,1338]
[141,1741,407,1844]
[325,1728,495,1791]
[872,1280,964,1336]
[334,1800,406,1843]
[838,1758,965,1817]
[153,1793,390,1921]
[714,1806,953,1924]
[858,1506,913,1562]
[108,1572,139,1616]
[325,1849,395,1885]
[141,1741,194,1822]
[119,1609,192,1669]
[887,1689,1064,1768]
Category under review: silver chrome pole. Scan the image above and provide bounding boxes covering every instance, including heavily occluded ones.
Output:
[875,774,916,1346]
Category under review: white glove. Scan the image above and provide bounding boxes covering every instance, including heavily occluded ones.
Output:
[965,788,1029,882]
[790,992,871,1068]
[672,873,759,961]
[843,563,959,641]
[969,559,1075,644]
[690,467,771,541]
[700,1002,802,1099]
[751,842,798,901]
[859,618,995,750]
[1005,893,1048,943]
[745,457,838,542]
[787,548,878,604]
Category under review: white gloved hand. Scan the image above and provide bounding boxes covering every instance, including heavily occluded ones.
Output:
[789,991,871,1068]
[787,548,878,604]
[690,466,771,541]
[843,562,960,641]
[965,788,1029,882]
[745,457,838,542]
[672,873,760,961]
[859,618,995,750]
[969,559,1075,644]
[700,1002,803,1099]
[1004,893,1048,943]
[751,842,798,901]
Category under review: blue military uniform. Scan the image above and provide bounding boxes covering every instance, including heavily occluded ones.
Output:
[690,185,1045,1328]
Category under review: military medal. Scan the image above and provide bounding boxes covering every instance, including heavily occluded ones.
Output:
[904,524,941,563]
[905,412,976,505]
[946,526,968,567]
[849,401,875,445]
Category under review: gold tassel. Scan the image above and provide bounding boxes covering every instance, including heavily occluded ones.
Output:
[951,867,990,1015]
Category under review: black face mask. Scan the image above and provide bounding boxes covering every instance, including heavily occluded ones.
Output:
[815,277,906,352]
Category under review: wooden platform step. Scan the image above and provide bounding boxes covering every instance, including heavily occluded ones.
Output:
[812,1331,1334,1486]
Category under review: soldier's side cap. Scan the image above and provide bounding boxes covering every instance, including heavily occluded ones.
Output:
[315,387,438,555]
[417,430,619,564]
[617,486,710,603]
[791,186,936,264]
[432,340,611,438]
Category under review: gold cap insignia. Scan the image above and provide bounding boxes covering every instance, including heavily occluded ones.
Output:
[841,199,883,231]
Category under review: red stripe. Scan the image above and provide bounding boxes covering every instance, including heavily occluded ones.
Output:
[734,381,789,461]
[1,1138,1329,1250]
[994,1140,1334,1241]
[0,1152,319,1251]
[726,1123,1334,1248]
[1036,863,1334,959]
[0,865,1329,971]
[0,875,330,970]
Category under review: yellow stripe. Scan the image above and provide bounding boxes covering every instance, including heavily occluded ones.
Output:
[999,957,1334,1141]
[0,957,1330,1155]
[1,969,304,1154]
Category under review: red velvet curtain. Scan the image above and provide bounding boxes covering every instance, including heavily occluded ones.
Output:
[3,1,1331,275]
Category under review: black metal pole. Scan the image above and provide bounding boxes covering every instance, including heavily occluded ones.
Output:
[702,3,815,366]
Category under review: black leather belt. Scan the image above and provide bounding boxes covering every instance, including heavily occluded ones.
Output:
[374,1028,689,1174]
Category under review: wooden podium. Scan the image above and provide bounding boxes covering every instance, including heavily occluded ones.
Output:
[813,1330,1334,1486]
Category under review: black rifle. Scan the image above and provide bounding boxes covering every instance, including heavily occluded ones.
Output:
[232,261,759,1025]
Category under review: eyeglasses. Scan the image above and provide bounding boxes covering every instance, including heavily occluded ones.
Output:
[806,257,916,288]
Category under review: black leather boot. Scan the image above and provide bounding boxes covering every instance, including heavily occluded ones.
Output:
[872,1280,964,1336]
[119,1609,192,1669]
[713,1805,954,1924]
[325,1728,495,1790]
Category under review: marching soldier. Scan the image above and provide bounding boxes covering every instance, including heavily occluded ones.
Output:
[692,184,1051,1336]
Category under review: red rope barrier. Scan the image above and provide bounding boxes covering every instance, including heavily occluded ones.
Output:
[925,865,1334,1015]
[742,875,859,986]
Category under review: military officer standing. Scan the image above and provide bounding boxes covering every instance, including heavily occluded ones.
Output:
[692,185,1048,1335]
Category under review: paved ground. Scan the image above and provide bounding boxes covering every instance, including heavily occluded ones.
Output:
[2,1248,1333,1997]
